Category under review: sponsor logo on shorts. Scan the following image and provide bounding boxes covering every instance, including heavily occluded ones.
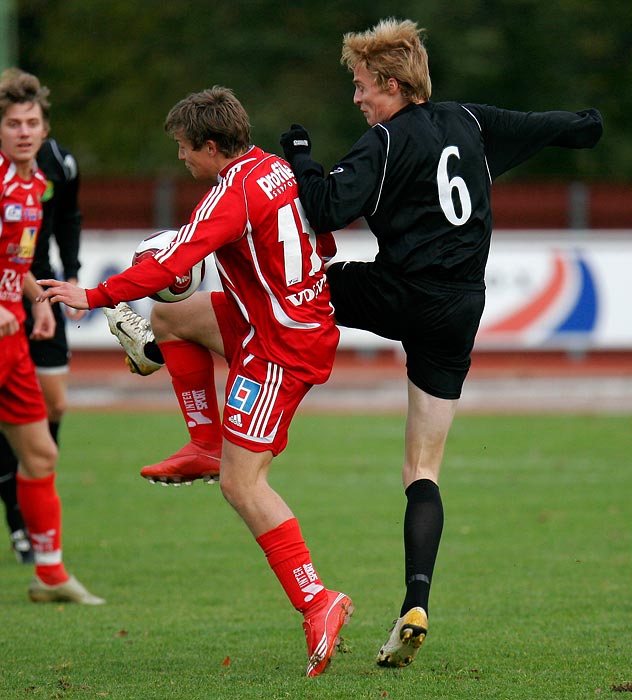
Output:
[227,375,262,414]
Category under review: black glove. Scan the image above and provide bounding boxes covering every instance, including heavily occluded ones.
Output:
[280,123,312,162]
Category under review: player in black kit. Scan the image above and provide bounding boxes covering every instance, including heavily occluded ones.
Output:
[0,138,84,563]
[281,17,603,669]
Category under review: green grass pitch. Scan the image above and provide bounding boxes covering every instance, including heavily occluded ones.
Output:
[0,411,630,699]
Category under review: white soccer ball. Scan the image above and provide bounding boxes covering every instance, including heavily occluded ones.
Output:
[132,229,205,303]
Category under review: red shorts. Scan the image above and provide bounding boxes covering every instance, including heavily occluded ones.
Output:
[0,329,48,425]
[211,292,312,456]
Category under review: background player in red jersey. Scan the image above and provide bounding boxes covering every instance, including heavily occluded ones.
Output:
[0,136,84,564]
[0,68,103,604]
[281,18,603,670]
[39,86,352,677]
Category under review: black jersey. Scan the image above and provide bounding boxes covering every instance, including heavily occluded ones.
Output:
[33,138,82,281]
[291,102,603,287]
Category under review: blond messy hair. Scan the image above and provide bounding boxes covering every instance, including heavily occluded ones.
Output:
[341,18,431,103]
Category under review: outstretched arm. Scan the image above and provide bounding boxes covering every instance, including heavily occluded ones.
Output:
[38,255,179,310]
[63,277,88,320]
[37,278,89,310]
[466,105,604,180]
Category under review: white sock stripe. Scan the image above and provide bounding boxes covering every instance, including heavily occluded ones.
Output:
[35,549,62,565]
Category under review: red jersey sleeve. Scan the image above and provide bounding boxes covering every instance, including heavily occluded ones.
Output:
[85,256,175,308]
[86,181,247,309]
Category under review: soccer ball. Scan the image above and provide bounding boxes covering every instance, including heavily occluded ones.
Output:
[132,229,205,303]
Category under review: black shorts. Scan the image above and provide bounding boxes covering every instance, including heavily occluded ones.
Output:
[23,298,70,371]
[326,261,485,400]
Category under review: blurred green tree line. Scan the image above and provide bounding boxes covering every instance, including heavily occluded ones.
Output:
[15,0,631,180]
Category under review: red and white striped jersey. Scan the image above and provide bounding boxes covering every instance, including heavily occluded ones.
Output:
[88,147,339,385]
[0,152,47,323]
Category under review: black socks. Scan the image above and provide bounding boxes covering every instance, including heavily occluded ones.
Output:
[0,432,21,532]
[401,478,444,617]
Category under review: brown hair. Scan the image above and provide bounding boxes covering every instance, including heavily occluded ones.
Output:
[341,18,431,102]
[0,68,51,123]
[164,85,251,157]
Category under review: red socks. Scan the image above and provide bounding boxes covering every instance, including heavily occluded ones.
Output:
[161,344,324,615]
[16,472,68,584]
[159,339,222,447]
[256,518,326,613]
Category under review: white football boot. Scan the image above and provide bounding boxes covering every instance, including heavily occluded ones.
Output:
[376,606,428,668]
[103,303,163,376]
[28,574,106,605]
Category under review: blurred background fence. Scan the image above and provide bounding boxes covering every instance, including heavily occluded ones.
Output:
[79,179,632,232]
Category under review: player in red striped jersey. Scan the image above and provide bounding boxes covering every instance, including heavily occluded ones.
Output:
[0,68,103,604]
[0,137,85,565]
[39,86,352,676]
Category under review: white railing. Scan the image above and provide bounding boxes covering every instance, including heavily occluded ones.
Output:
[54,228,632,351]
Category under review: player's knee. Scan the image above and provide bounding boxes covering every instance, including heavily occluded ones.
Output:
[20,441,58,479]
[149,304,168,335]
[38,439,57,473]
[219,468,259,515]
[150,303,179,341]
[218,472,242,509]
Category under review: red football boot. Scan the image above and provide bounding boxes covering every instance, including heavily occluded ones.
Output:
[303,590,354,677]
[140,440,221,485]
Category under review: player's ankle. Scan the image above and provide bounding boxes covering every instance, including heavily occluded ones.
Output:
[36,563,69,586]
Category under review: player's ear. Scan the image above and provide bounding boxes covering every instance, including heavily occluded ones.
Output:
[386,77,399,94]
